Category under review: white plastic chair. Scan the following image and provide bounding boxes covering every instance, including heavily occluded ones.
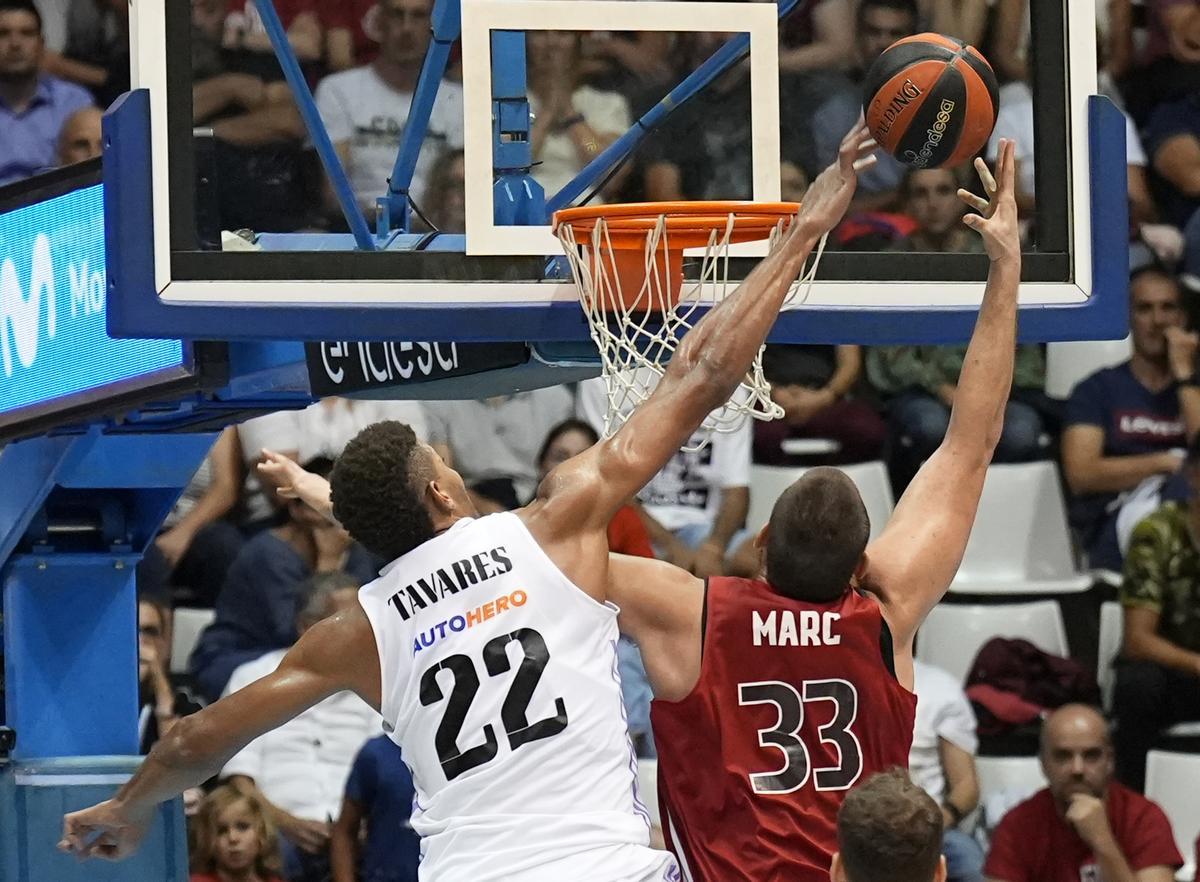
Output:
[747,461,894,542]
[915,600,1069,684]
[1145,750,1200,882]
[1098,601,1123,713]
[1045,337,1131,399]
[950,462,1091,595]
[972,755,1047,839]
[170,607,216,675]
[1098,603,1200,738]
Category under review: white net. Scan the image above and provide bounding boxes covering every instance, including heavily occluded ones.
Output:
[556,208,828,449]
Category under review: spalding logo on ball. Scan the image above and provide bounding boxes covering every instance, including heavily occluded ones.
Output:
[863,33,999,169]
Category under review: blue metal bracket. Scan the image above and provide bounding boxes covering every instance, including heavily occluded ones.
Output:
[492,30,545,226]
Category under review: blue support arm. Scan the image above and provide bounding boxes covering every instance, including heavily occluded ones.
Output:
[254,0,376,251]
[546,0,802,214]
[383,0,462,233]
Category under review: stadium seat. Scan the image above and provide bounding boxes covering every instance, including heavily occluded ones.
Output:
[915,600,1069,684]
[973,755,1046,835]
[1095,603,1200,738]
[950,462,1091,595]
[746,462,894,541]
[637,759,660,827]
[170,607,216,675]
[1098,601,1123,712]
[1145,750,1200,882]
[1044,336,1131,399]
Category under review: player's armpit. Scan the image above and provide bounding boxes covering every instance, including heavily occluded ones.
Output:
[607,553,705,702]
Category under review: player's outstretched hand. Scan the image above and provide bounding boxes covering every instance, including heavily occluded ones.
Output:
[958,138,1020,264]
[59,799,152,862]
[797,118,877,236]
[258,449,333,518]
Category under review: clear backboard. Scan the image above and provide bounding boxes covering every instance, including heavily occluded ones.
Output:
[105,0,1128,345]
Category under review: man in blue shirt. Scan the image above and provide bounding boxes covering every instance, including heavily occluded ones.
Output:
[0,0,93,186]
[331,736,421,882]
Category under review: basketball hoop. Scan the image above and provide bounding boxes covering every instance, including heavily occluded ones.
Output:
[553,201,824,447]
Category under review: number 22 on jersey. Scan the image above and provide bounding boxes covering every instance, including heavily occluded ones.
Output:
[419,627,569,781]
[738,678,863,794]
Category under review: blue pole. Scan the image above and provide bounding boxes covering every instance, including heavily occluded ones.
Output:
[253,0,376,251]
[546,0,803,214]
[384,0,462,232]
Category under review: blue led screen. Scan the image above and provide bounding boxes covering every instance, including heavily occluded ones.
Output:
[0,183,185,418]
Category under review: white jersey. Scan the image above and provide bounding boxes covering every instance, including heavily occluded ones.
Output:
[358,513,679,882]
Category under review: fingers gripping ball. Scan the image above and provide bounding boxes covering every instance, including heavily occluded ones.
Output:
[863,33,999,169]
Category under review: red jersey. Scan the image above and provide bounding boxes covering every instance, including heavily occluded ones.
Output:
[651,577,917,882]
[984,785,1182,882]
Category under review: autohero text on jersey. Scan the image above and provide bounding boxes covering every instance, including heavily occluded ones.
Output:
[387,545,514,621]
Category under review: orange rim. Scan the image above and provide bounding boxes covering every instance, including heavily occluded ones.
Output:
[553,201,801,249]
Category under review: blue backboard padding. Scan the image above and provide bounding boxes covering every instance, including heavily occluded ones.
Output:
[106,90,1128,346]
[0,183,184,417]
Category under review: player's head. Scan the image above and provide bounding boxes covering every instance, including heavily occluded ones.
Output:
[832,768,946,882]
[331,421,476,563]
[1039,703,1114,813]
[856,0,918,68]
[1128,265,1183,363]
[759,467,869,602]
[537,419,600,481]
[0,0,44,80]
[376,0,433,66]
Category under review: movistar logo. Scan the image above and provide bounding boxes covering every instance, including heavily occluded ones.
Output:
[0,233,105,379]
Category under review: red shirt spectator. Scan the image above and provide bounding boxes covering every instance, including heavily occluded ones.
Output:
[608,505,654,558]
[984,784,1182,882]
[322,0,379,69]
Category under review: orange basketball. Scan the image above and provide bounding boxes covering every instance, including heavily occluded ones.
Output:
[863,33,999,169]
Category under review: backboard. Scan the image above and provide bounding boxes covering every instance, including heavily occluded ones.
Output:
[106,0,1128,345]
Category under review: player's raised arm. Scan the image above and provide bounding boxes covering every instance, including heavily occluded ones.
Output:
[58,606,380,862]
[541,124,878,529]
[863,139,1021,655]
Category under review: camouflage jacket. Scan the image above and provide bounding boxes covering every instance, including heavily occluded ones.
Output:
[1120,501,1200,653]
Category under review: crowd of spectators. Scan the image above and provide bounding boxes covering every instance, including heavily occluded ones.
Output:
[5,0,1200,879]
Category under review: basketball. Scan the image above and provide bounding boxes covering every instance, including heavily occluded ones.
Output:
[863,33,999,170]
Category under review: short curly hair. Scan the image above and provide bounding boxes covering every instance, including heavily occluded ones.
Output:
[330,421,435,563]
[837,768,942,882]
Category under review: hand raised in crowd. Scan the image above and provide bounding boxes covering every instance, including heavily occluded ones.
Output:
[258,450,333,518]
[1164,326,1199,383]
[957,138,1020,264]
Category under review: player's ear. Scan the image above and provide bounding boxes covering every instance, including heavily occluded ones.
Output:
[828,851,846,882]
[852,550,870,582]
[753,522,769,550]
[425,478,456,515]
[933,854,947,882]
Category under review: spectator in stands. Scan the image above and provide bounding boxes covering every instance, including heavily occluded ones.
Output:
[909,660,985,882]
[578,375,751,577]
[138,427,244,608]
[753,344,887,466]
[917,0,989,46]
[189,0,317,232]
[577,29,672,116]
[322,0,378,72]
[778,0,854,76]
[1112,436,1200,792]
[239,399,427,531]
[811,0,916,211]
[1116,0,1200,127]
[1143,94,1200,257]
[330,735,419,882]
[983,704,1182,882]
[55,103,100,164]
[526,30,631,202]
[190,784,286,882]
[0,0,92,185]
[869,167,1047,485]
[137,595,201,755]
[833,769,946,882]
[221,573,381,882]
[1062,267,1200,570]
[642,33,754,201]
[189,460,379,702]
[315,0,463,221]
[423,148,464,232]
[44,0,129,108]
[425,386,573,512]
